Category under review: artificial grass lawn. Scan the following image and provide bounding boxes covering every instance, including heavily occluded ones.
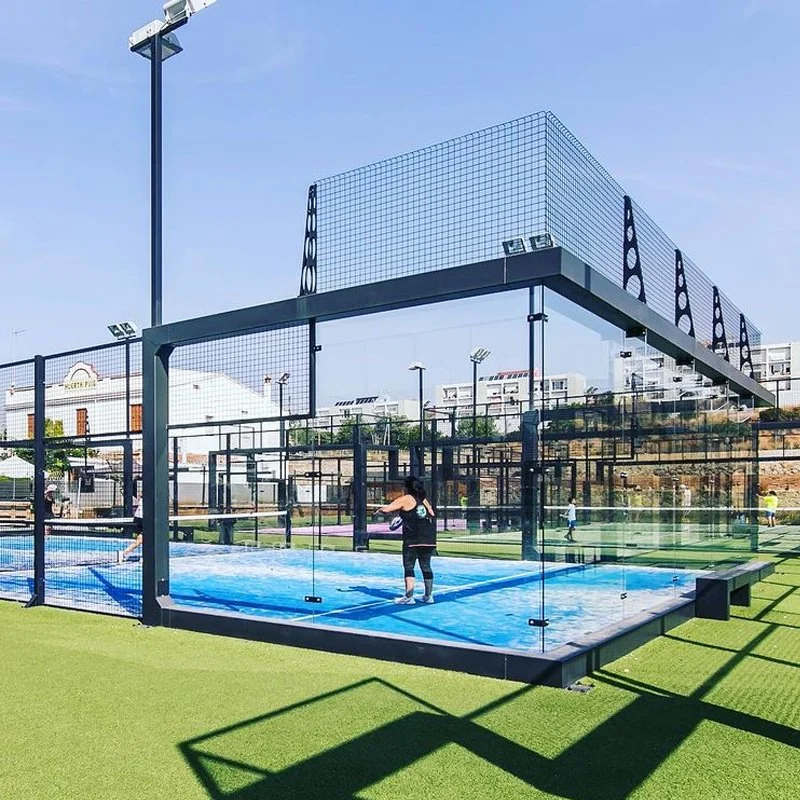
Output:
[0,560,798,798]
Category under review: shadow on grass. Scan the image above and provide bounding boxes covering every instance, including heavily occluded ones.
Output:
[177,556,800,799]
[180,670,799,800]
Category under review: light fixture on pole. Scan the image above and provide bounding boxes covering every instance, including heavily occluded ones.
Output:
[469,347,490,446]
[408,362,426,443]
[108,322,139,340]
[129,0,218,328]
[277,373,290,480]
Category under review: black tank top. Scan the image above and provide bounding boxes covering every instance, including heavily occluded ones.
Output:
[399,498,436,547]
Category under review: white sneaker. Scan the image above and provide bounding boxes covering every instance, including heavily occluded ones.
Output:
[421,595,435,604]
[116,551,125,564]
[393,595,415,605]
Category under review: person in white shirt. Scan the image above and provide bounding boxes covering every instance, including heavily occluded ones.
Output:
[118,485,143,563]
[564,497,577,543]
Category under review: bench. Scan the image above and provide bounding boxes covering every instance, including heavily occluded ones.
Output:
[0,500,31,521]
[695,561,775,621]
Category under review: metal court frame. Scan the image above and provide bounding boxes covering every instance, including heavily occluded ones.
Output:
[140,245,774,682]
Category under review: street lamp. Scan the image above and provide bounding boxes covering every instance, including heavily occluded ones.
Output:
[469,348,490,443]
[129,0,218,327]
[408,362,426,442]
[278,373,290,481]
[10,329,25,392]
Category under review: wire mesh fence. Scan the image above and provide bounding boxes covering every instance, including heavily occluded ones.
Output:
[314,112,761,360]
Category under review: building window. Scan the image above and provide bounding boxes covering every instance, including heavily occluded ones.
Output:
[27,414,34,439]
[130,404,143,433]
[77,408,88,437]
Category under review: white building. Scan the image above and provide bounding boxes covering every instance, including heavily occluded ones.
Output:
[315,395,420,425]
[612,341,800,408]
[612,348,712,402]
[4,361,281,467]
[436,369,588,421]
[751,341,800,408]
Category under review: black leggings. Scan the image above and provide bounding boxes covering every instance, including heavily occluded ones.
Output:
[402,546,434,580]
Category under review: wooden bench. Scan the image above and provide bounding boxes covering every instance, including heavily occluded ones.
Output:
[0,500,31,521]
[695,561,775,621]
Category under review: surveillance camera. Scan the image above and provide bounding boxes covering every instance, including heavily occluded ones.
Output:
[129,19,165,49]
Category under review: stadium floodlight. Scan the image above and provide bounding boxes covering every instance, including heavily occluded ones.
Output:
[278,372,291,384]
[129,0,219,329]
[529,233,555,250]
[469,347,491,364]
[108,322,139,340]
[502,238,526,257]
[164,0,218,26]
[130,28,183,60]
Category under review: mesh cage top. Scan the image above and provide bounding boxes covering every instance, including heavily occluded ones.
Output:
[313,111,761,354]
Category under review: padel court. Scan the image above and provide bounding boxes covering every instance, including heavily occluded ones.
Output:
[0,524,703,653]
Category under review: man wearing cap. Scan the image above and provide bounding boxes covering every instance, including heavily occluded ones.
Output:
[44,484,59,536]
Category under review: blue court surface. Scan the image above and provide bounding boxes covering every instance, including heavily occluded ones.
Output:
[0,536,703,652]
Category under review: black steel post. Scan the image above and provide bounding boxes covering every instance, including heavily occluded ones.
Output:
[336,459,342,526]
[472,358,478,451]
[29,356,46,607]
[150,34,163,328]
[141,336,172,626]
[279,382,285,483]
[122,438,134,517]
[208,455,216,514]
[520,409,539,561]
[352,429,368,551]
[528,288,536,410]
[123,339,134,517]
[171,437,179,541]
[430,418,439,509]
[418,368,424,450]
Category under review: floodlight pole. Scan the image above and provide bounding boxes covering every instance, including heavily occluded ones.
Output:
[150,33,163,327]
[472,358,478,456]
[417,369,424,445]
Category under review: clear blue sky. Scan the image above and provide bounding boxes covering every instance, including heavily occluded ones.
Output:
[1,0,798,401]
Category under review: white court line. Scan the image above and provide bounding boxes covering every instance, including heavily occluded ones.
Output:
[291,567,547,622]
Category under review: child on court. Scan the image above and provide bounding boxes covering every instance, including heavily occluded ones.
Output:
[759,490,778,528]
[563,496,577,543]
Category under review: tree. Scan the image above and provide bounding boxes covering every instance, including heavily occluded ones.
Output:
[456,416,499,439]
[17,419,89,476]
[288,423,332,447]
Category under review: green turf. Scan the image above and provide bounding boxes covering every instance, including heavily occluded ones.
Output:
[1,556,799,798]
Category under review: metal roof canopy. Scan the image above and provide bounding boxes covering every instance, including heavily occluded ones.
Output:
[146,246,774,407]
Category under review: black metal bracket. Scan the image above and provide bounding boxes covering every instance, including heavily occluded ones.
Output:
[527,313,549,323]
[304,596,322,604]
[711,286,729,361]
[739,314,754,378]
[623,195,647,304]
[313,345,323,352]
[299,184,317,296]
[620,592,628,600]
[528,618,550,628]
[674,249,695,337]
[625,326,646,339]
